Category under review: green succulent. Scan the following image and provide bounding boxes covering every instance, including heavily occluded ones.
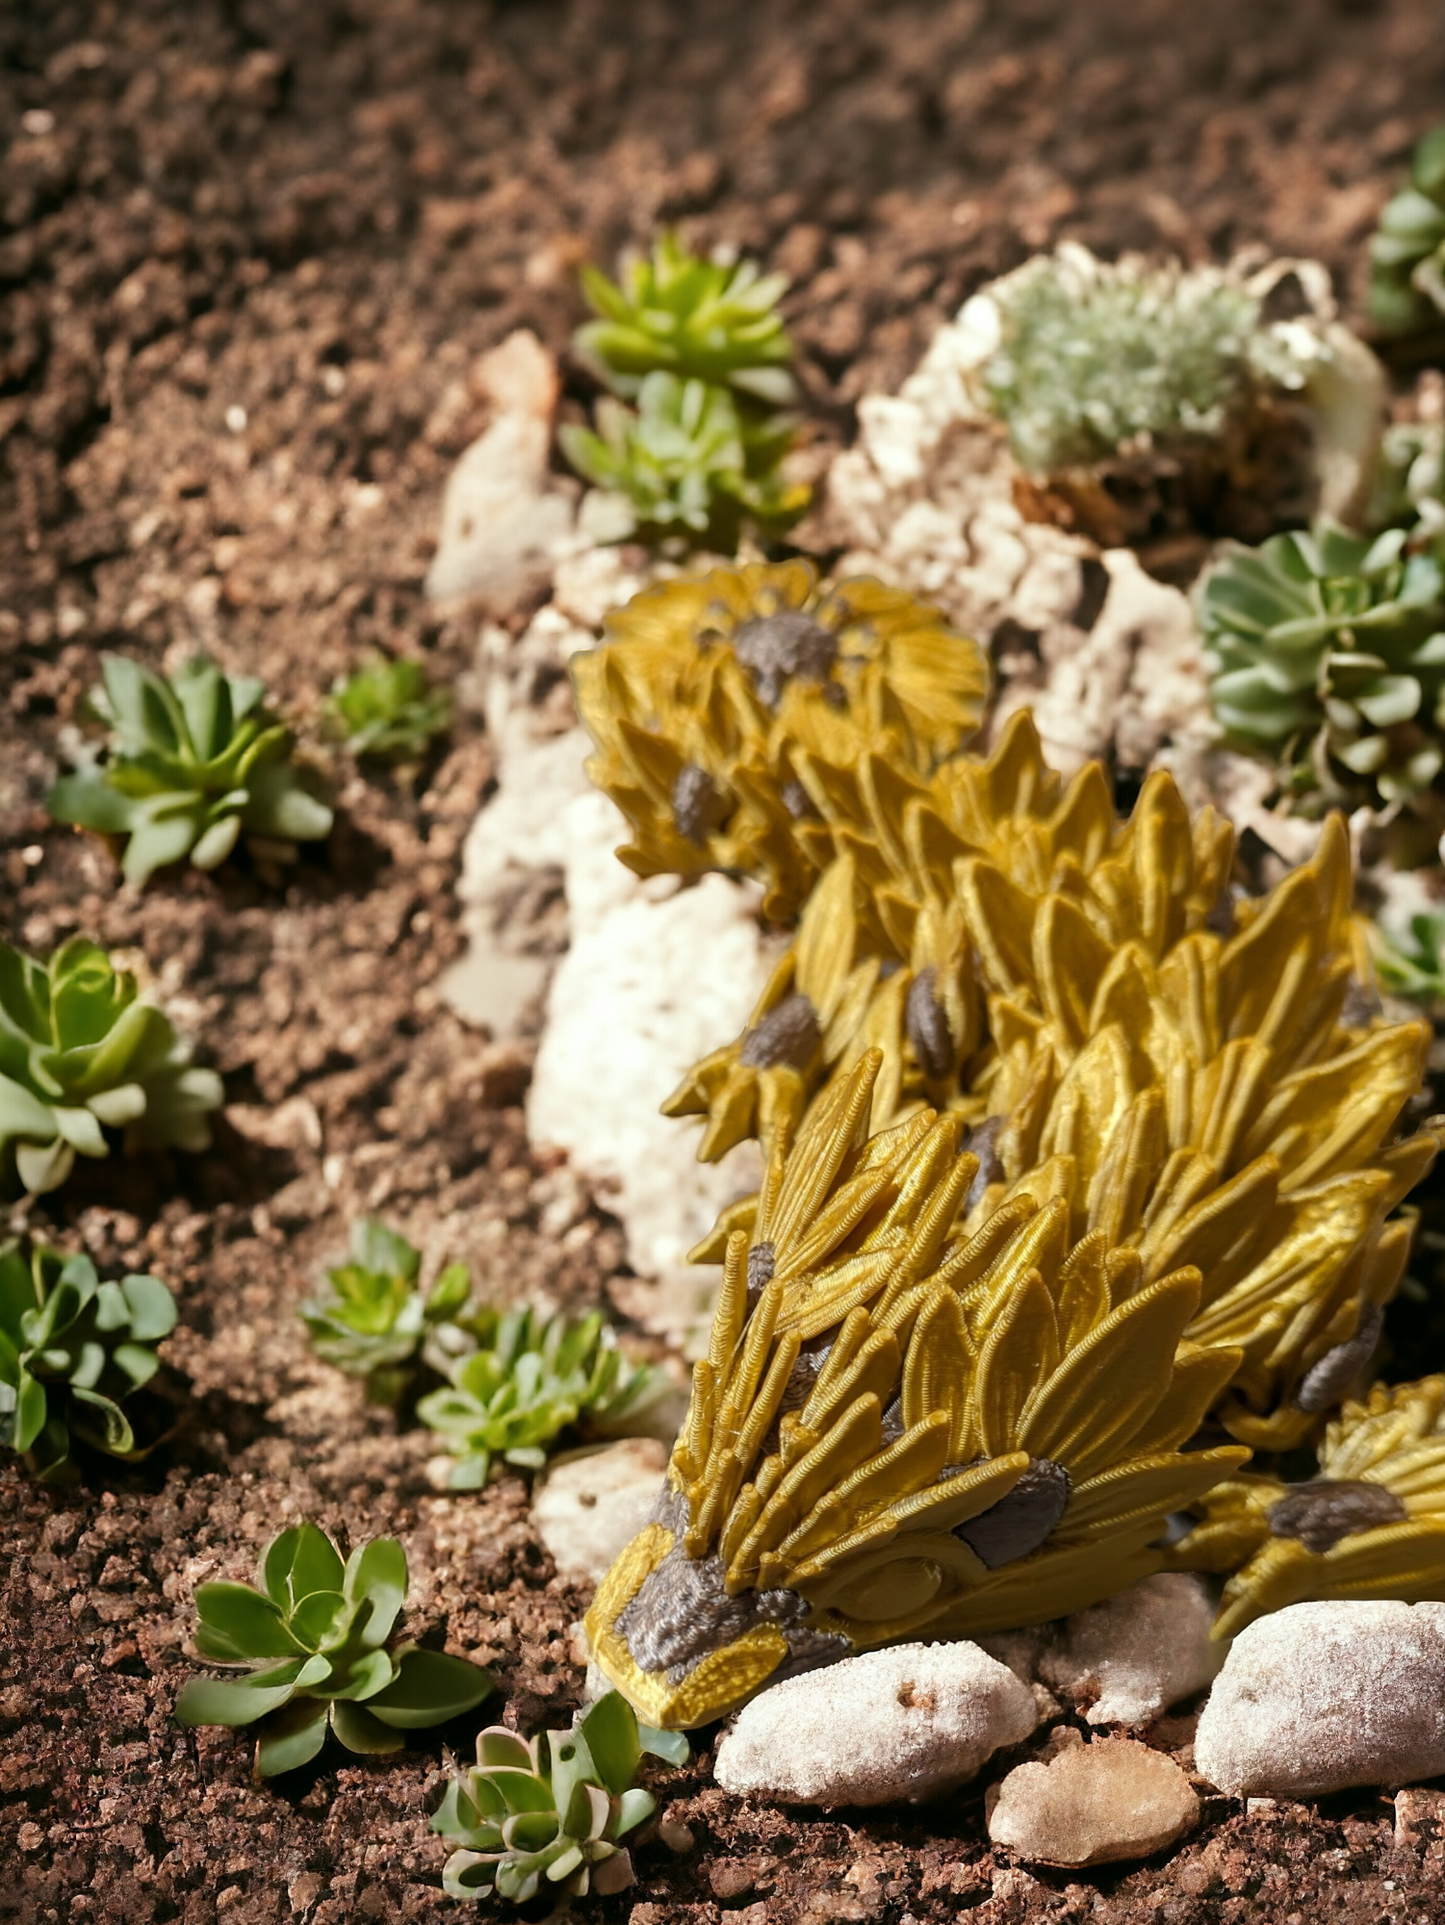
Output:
[575,230,796,406]
[299,1218,471,1405]
[328,656,451,762]
[432,1689,688,1904]
[560,371,808,542]
[0,935,223,1195]
[416,1307,670,1490]
[977,249,1305,474]
[1368,124,1445,339]
[174,1522,493,1778]
[0,1241,176,1480]
[1200,520,1445,807]
[49,653,333,885]
[1372,911,1445,1002]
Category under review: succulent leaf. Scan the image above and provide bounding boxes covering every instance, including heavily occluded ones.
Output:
[48,653,332,883]
[299,1218,471,1402]
[432,1690,686,1902]
[1201,518,1445,810]
[175,1522,493,1776]
[328,656,451,761]
[0,1240,176,1479]
[1368,124,1445,338]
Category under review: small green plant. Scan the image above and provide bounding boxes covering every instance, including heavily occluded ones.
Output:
[328,656,451,762]
[432,1689,689,1904]
[49,653,333,885]
[1368,124,1445,339]
[1373,911,1445,1001]
[0,935,223,1195]
[560,372,807,542]
[575,229,796,405]
[0,1241,176,1479]
[300,1218,470,1405]
[416,1307,670,1490]
[1201,520,1445,808]
[975,248,1316,475]
[174,1522,493,1777]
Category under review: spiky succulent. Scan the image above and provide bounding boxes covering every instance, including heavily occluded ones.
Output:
[560,372,807,543]
[174,1522,493,1776]
[1201,521,1445,809]
[571,560,990,921]
[575,230,796,406]
[432,1690,689,1904]
[0,1241,176,1479]
[328,656,451,761]
[1368,124,1445,339]
[0,935,222,1195]
[416,1307,671,1490]
[299,1218,471,1405]
[49,653,333,884]
[1177,1377,1445,1637]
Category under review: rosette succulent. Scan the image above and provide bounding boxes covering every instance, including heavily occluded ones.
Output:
[328,656,451,761]
[560,372,807,542]
[174,1522,493,1777]
[49,653,333,884]
[416,1307,670,1490]
[1201,520,1445,808]
[0,1241,176,1479]
[432,1690,688,1904]
[574,229,796,406]
[1372,910,1445,1003]
[1368,124,1445,339]
[300,1218,471,1405]
[0,935,222,1195]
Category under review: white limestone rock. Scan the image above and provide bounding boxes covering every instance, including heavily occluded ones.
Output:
[530,1438,668,1586]
[987,1736,1199,1866]
[1194,1600,1445,1796]
[424,330,578,610]
[712,1641,1040,1808]
[1040,1574,1226,1727]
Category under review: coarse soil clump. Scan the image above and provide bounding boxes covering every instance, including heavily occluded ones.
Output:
[5,2,1445,1921]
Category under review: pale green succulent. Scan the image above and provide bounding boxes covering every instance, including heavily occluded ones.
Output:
[976,248,1308,474]
[0,936,222,1195]
[416,1307,671,1490]
[560,371,807,542]
[1368,124,1445,339]
[49,653,333,884]
[328,657,451,762]
[174,1522,494,1778]
[300,1218,471,1405]
[1201,520,1445,807]
[0,1240,177,1480]
[1372,911,1445,1002]
[432,1689,688,1904]
[575,230,796,406]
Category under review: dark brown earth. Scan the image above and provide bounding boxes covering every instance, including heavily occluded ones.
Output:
[5,2,1445,1920]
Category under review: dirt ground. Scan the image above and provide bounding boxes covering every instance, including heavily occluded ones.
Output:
[5,2,1445,1920]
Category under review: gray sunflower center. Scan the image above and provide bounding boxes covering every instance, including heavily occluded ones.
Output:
[671,764,729,846]
[732,610,838,708]
[1295,1304,1383,1414]
[952,1457,1071,1569]
[1266,1478,1407,1554]
[739,992,821,1069]
[906,966,954,1080]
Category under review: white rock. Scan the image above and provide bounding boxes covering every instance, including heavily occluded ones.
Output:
[1194,1600,1445,1796]
[987,1737,1199,1866]
[713,1641,1039,1808]
[530,1438,668,1585]
[425,330,577,610]
[528,789,769,1341]
[1040,1574,1226,1727]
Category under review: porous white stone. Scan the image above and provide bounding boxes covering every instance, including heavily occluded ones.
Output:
[425,330,578,609]
[530,1438,668,1586]
[987,1736,1199,1866]
[712,1641,1039,1808]
[1040,1574,1226,1727]
[1194,1600,1445,1796]
[527,788,769,1341]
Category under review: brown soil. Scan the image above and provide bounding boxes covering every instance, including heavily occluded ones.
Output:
[5,2,1445,1921]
